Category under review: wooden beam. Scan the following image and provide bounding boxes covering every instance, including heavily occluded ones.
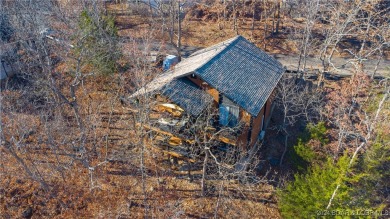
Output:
[143,138,195,163]
[137,123,174,136]
[137,123,236,146]
[136,123,195,145]
[216,136,236,146]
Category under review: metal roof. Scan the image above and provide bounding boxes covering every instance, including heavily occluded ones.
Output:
[195,36,284,116]
[130,35,284,116]
[129,36,237,98]
[161,78,213,116]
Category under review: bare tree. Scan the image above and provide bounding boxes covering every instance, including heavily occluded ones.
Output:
[0,0,122,191]
[318,1,363,73]
[342,3,389,78]
[295,0,320,77]
[272,0,282,35]
[250,0,258,39]
[325,76,389,209]
[232,0,238,35]
[154,0,184,59]
[274,76,323,166]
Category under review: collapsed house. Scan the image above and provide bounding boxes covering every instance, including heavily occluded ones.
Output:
[130,35,284,152]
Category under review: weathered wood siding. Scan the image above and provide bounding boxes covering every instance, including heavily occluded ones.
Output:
[249,106,265,147]
[240,110,251,125]
[236,97,274,149]
[187,76,219,105]
[236,125,250,151]
[188,75,275,150]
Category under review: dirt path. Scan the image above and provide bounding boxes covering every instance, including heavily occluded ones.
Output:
[136,37,389,78]
[272,54,390,77]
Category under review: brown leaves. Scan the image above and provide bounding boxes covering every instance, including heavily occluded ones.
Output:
[323,73,373,155]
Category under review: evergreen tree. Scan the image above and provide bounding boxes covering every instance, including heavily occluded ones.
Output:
[279,121,389,218]
[289,122,328,171]
[74,9,120,75]
[346,133,390,213]
[278,154,350,218]
[279,122,352,218]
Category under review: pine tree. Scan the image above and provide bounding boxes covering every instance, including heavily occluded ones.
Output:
[279,120,390,218]
[74,9,120,75]
[278,154,350,218]
[279,122,352,218]
[289,122,328,171]
[346,133,390,213]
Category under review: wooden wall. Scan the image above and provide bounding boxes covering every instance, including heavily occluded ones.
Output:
[249,106,265,147]
[187,74,275,150]
[236,92,275,150]
[187,75,219,106]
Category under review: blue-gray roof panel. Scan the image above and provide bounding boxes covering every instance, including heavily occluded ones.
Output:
[162,78,213,116]
[132,35,285,117]
[195,36,284,116]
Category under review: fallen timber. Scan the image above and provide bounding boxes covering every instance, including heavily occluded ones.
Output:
[135,122,237,161]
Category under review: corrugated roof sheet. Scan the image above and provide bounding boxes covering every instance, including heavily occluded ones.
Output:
[129,36,238,98]
[195,36,284,116]
[161,78,213,116]
[130,35,284,116]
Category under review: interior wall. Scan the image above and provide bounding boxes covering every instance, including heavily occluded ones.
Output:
[187,75,219,105]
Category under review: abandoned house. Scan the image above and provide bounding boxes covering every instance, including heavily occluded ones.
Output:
[130,35,285,151]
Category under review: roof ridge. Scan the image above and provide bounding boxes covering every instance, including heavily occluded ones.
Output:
[192,35,241,73]
[189,35,241,57]
[191,35,284,116]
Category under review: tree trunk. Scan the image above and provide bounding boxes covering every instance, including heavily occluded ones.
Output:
[251,0,256,39]
[272,3,275,34]
[371,52,382,79]
[169,0,175,45]
[263,0,267,50]
[177,0,181,60]
[201,148,209,196]
[233,0,238,35]
[279,133,288,166]
[275,1,281,34]
[223,0,226,21]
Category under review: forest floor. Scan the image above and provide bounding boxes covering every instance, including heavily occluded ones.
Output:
[1,2,388,218]
[109,2,389,78]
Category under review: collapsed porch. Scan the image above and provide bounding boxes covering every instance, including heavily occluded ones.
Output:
[129,93,240,164]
